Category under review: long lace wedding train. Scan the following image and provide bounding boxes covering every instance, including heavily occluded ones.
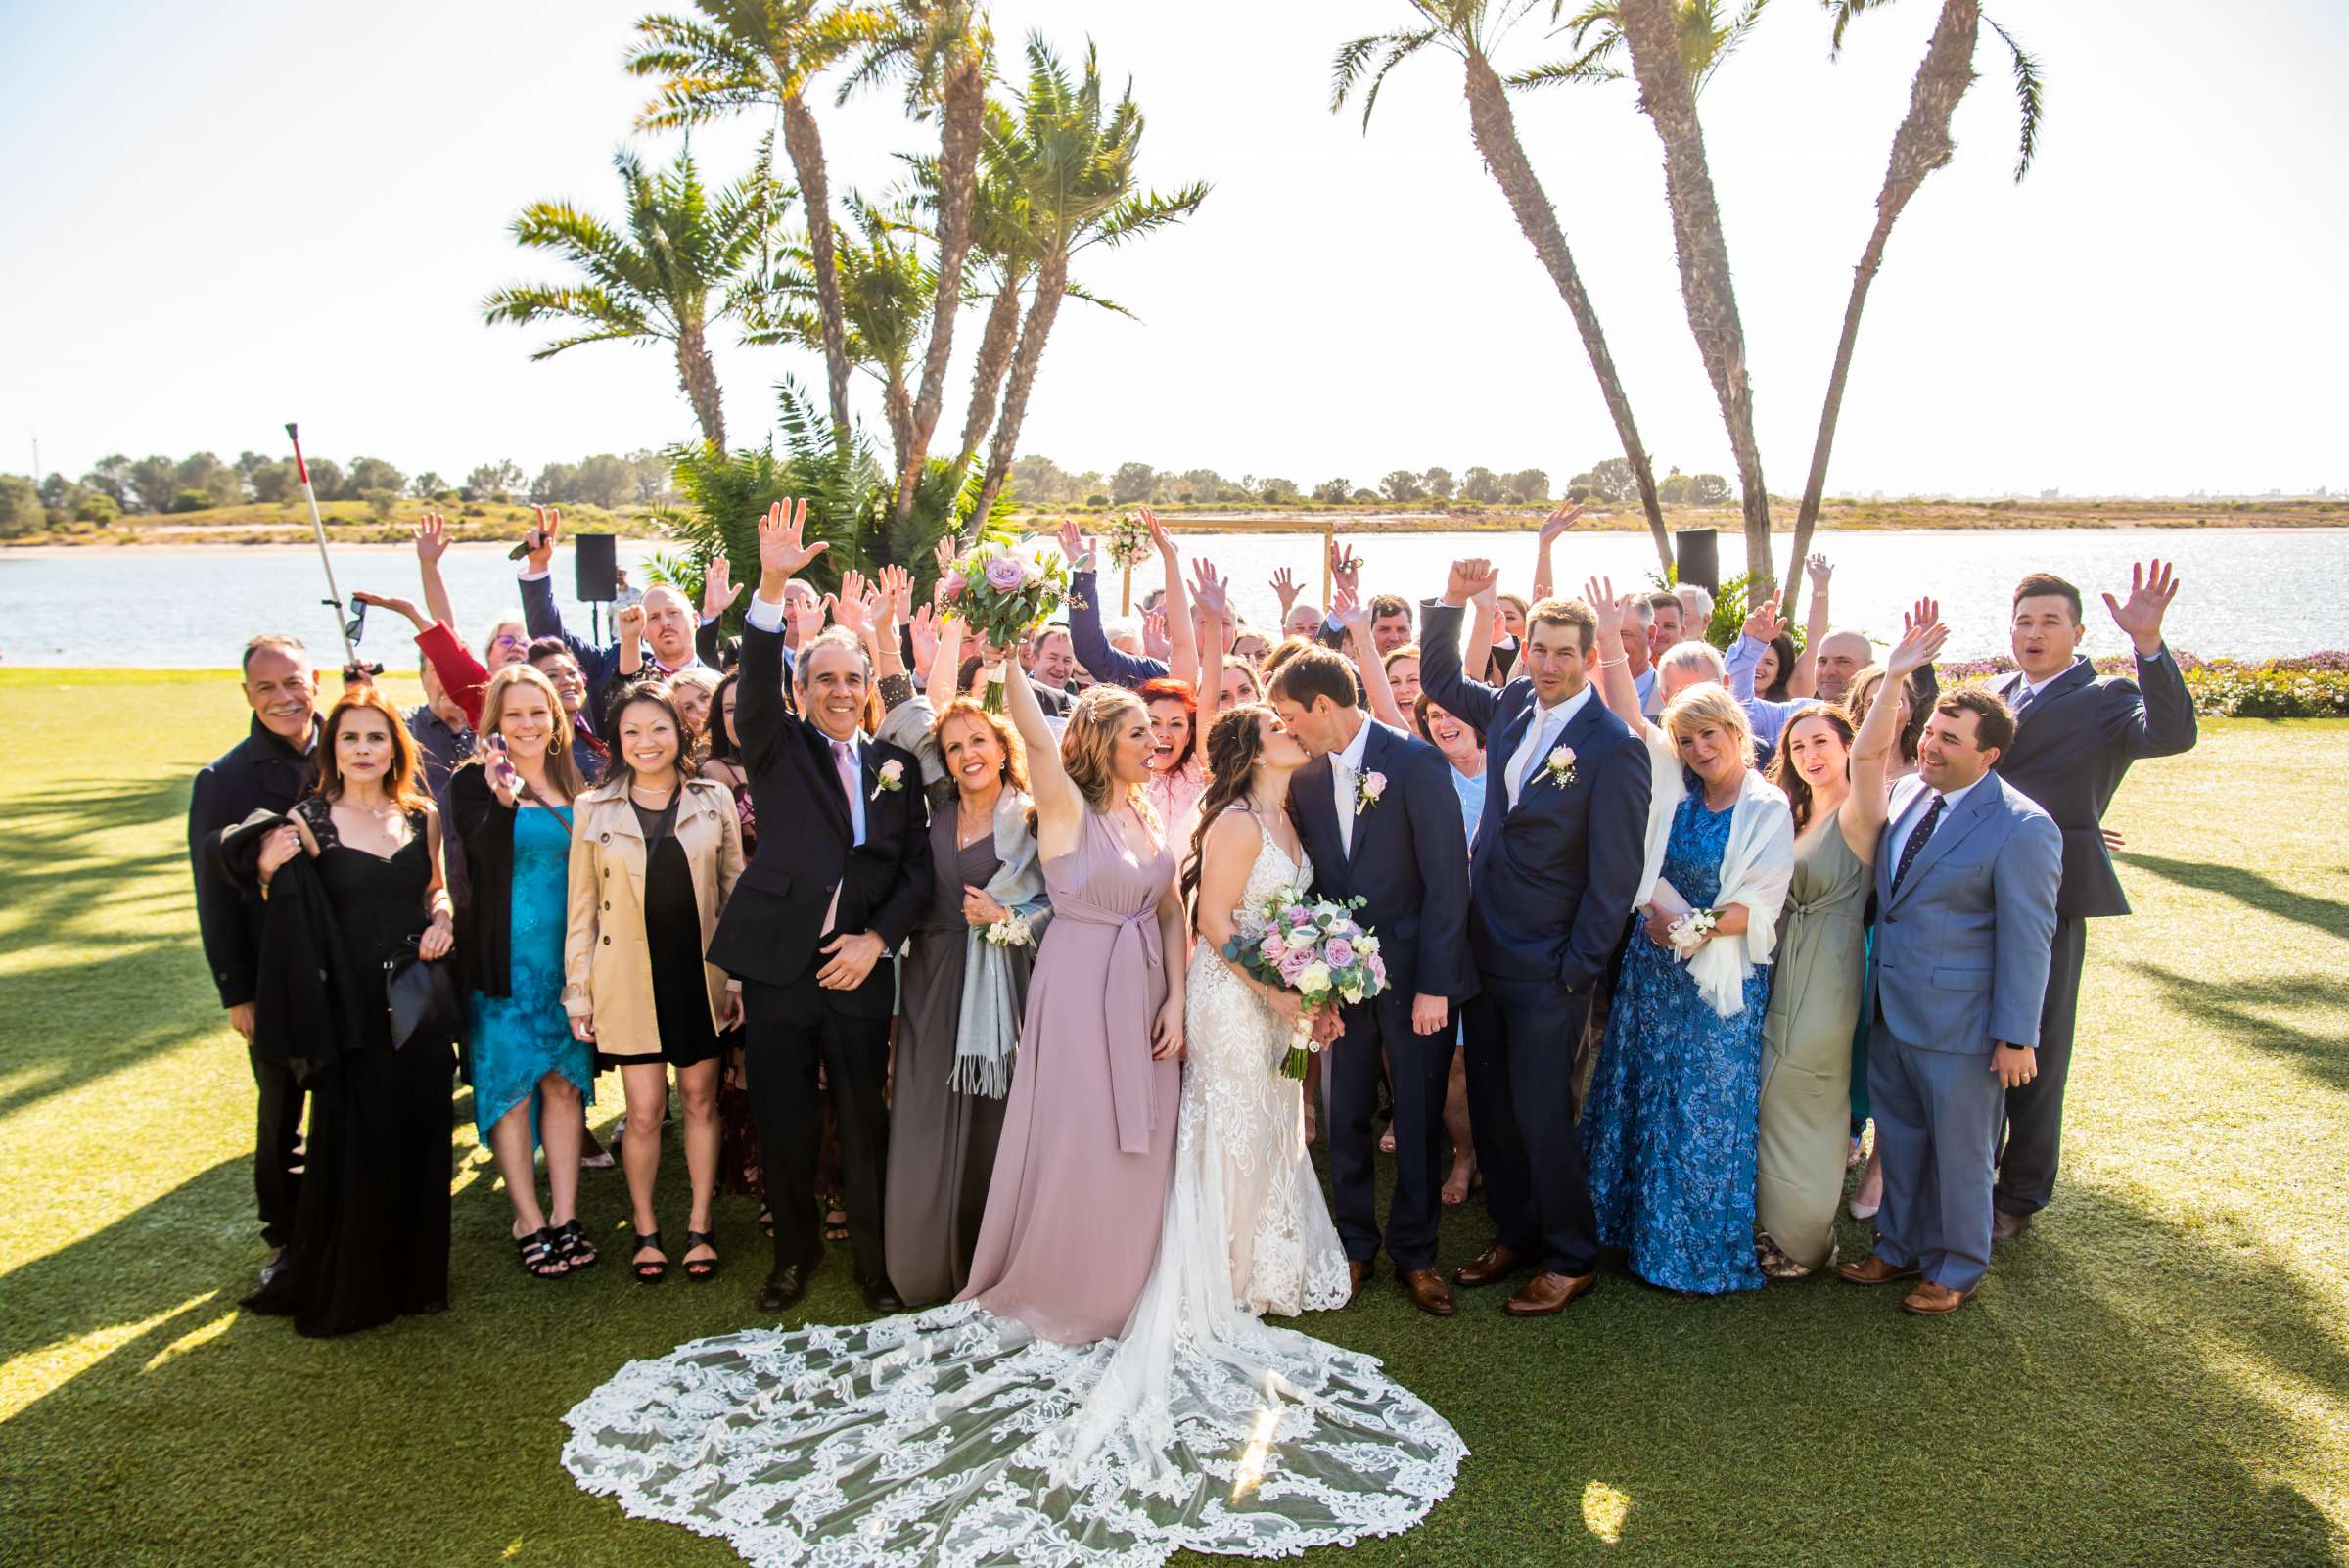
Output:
[561,815,1464,1566]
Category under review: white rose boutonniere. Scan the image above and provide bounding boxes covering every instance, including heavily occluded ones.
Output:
[984,912,1036,947]
[1539,745,1578,791]
[1355,769,1387,815]
[871,758,905,799]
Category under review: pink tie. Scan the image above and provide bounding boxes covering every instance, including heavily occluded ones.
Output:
[825,740,857,934]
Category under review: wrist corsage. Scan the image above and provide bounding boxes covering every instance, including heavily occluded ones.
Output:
[983,912,1036,948]
[1666,907,1719,959]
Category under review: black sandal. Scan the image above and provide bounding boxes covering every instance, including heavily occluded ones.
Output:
[517,1227,570,1279]
[630,1229,668,1284]
[824,1196,850,1244]
[553,1219,599,1271]
[683,1229,721,1283]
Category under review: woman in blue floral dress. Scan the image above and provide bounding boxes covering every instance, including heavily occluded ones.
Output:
[1583,685,1795,1295]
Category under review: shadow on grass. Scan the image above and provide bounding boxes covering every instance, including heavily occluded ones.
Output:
[2127,962,2349,1095]
[2117,851,2349,940]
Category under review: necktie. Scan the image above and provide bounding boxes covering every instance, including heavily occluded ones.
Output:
[1334,755,1355,854]
[825,739,859,934]
[1890,794,1946,895]
[2011,682,2038,720]
[1512,712,1555,802]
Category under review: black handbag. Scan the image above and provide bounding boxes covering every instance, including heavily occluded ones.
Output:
[385,937,458,1050]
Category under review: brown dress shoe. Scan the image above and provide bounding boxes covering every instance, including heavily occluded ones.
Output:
[1901,1280,1972,1314]
[1346,1258,1372,1305]
[1991,1209,2034,1243]
[1834,1253,1922,1286]
[1504,1270,1595,1316]
[1397,1267,1457,1317]
[1453,1242,1526,1289]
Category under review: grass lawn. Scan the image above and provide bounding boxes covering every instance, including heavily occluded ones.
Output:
[3,669,2342,1567]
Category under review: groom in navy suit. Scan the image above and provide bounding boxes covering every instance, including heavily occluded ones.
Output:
[1271,647,1473,1317]
[1422,561,1651,1316]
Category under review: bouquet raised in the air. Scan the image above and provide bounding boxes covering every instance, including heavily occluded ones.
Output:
[1221,888,1390,1079]
[1101,511,1152,572]
[939,541,1071,711]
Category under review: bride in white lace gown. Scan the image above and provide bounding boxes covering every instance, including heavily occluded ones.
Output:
[561,704,1463,1567]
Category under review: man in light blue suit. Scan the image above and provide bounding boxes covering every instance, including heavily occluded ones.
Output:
[1838,688,2061,1315]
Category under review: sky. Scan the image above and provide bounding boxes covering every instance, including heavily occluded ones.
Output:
[4,0,2345,498]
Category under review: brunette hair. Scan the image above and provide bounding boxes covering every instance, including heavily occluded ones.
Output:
[1061,683,1153,817]
[1267,645,1358,713]
[705,670,743,763]
[1767,703,1854,831]
[1759,632,1800,702]
[2012,572,2084,623]
[1181,704,1276,920]
[932,696,1030,796]
[1415,691,1484,749]
[312,684,431,814]
[602,681,688,789]
[467,664,586,803]
[1368,593,1411,626]
[1528,596,1598,654]
[1933,687,2017,758]
[1843,664,1928,765]
[1136,676,1201,772]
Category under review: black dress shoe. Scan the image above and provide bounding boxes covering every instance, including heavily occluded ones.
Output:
[758,1263,807,1313]
[861,1279,905,1314]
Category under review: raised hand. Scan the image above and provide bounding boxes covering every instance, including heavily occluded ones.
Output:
[1053,518,1093,570]
[2104,559,2179,655]
[701,554,741,622]
[907,603,939,672]
[1886,616,1948,678]
[935,534,963,578]
[1141,608,1171,662]
[412,511,450,565]
[1328,585,1367,633]
[1329,540,1362,598]
[1189,558,1231,621]
[1269,565,1302,615]
[1806,552,1832,592]
[756,498,826,584]
[878,562,914,627]
[524,506,561,574]
[1583,576,1621,640]
[617,602,648,646]
[350,589,427,631]
[829,569,871,639]
[1140,506,1174,559]
[1444,557,1497,606]
[1742,588,1788,645]
[1538,502,1586,543]
[785,590,825,647]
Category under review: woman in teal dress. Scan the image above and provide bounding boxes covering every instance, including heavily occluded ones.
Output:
[1583,686,1795,1295]
[451,666,597,1279]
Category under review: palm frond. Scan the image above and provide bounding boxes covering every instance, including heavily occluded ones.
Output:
[1985,16,2044,182]
[1508,36,1622,90]
[1087,180,1213,250]
[1823,0,1895,60]
[1060,279,1132,319]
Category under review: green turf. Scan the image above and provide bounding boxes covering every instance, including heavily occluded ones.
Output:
[3,673,2342,1567]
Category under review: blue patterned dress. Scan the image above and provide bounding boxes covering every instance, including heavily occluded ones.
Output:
[1582,791,1771,1294]
[466,805,593,1147]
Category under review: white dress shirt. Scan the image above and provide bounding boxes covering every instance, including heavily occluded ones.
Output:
[1886,773,1985,875]
[1504,682,1595,811]
[1329,715,1373,855]
[750,593,867,925]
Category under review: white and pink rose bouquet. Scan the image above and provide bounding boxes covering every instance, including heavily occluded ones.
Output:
[939,541,1071,711]
[1221,889,1391,1079]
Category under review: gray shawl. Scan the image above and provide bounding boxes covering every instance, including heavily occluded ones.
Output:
[951,787,1051,1097]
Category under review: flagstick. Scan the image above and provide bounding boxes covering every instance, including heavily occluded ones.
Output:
[286,421,359,669]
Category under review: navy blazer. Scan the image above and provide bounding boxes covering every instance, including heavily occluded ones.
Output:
[707,620,930,992]
[1420,601,1652,992]
[1992,649,2195,919]
[1288,718,1475,1004]
[1872,774,2062,1053]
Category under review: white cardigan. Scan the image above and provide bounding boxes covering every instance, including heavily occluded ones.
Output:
[1636,739,1797,1018]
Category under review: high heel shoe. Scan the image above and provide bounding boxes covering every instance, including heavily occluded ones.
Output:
[630,1229,668,1284]
[683,1229,721,1283]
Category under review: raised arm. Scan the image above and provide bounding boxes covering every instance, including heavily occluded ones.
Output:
[1583,576,1651,737]
[1333,589,1405,729]
[615,602,646,678]
[2102,559,2197,759]
[1463,583,1497,687]
[1416,559,1505,732]
[1530,502,1583,602]
[415,622,490,730]
[413,511,460,632]
[1787,553,1831,698]
[1190,557,1230,713]
[738,498,830,766]
[1726,590,1787,703]
[1002,655,1083,856]
[1147,510,1201,689]
[1843,618,1947,862]
[1060,519,1166,689]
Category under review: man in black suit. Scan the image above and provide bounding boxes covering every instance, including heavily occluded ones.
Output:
[187,634,321,1279]
[711,500,932,1312]
[1988,562,2196,1238]
[1421,561,1652,1315]
[1269,646,1473,1317]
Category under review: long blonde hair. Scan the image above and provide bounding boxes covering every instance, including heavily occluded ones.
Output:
[474,664,585,802]
[1062,683,1155,822]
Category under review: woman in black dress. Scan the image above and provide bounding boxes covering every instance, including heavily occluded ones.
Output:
[564,684,745,1283]
[235,685,458,1337]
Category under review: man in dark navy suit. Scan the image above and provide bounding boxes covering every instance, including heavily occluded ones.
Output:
[1421,561,1652,1315]
[1270,646,1473,1317]
[712,501,931,1314]
[1987,562,2196,1237]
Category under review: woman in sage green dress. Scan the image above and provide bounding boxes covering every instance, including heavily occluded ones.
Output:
[1755,618,1947,1275]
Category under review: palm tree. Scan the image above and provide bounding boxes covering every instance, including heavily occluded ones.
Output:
[483,145,786,448]
[1333,1,1675,575]
[1777,0,2043,623]
[965,37,1209,532]
[838,3,996,523]
[1606,0,1774,591]
[626,0,884,435]
[1518,0,1770,93]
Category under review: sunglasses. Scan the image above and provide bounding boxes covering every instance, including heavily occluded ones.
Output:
[335,596,369,644]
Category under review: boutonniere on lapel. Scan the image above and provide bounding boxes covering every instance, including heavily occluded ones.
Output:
[870,759,905,800]
[1537,745,1578,792]
[1354,769,1387,815]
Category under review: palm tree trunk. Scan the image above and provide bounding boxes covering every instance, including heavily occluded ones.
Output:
[954,267,1028,473]
[969,252,1068,538]
[675,320,726,450]
[780,92,853,436]
[893,57,989,522]
[1616,0,1773,593]
[1462,54,1672,576]
[883,373,915,484]
[1780,0,1979,626]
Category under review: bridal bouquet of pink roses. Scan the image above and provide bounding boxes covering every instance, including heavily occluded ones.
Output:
[939,541,1071,711]
[1221,888,1390,1079]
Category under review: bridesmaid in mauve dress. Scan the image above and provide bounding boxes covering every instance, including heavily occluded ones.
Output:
[961,663,1187,1346]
